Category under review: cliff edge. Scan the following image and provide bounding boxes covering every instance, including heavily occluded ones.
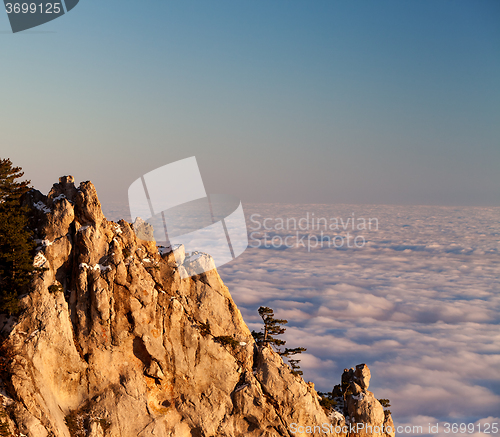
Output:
[0,176,394,437]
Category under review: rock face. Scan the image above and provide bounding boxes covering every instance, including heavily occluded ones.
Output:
[0,177,395,437]
[340,364,395,437]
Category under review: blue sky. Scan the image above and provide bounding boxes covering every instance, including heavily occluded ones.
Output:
[1,0,499,206]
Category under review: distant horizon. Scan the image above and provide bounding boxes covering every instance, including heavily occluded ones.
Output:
[21,173,500,212]
[100,196,500,225]
[2,0,499,208]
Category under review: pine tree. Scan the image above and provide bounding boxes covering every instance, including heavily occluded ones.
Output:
[281,347,307,376]
[378,398,392,417]
[251,306,288,351]
[251,306,307,376]
[289,359,302,376]
[0,158,31,203]
[0,158,34,315]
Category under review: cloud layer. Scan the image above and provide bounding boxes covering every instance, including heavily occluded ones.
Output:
[104,202,500,434]
[217,204,500,433]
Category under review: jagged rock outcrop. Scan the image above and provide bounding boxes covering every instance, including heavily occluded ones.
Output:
[340,364,395,437]
[0,176,395,437]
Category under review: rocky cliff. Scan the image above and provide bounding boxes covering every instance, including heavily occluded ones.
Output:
[0,176,394,437]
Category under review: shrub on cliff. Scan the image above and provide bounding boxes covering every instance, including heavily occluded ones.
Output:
[0,158,35,314]
[378,398,392,416]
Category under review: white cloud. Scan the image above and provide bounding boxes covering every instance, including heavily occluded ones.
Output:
[218,203,500,425]
[104,201,500,427]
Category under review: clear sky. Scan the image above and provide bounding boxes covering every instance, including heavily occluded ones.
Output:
[1,0,499,207]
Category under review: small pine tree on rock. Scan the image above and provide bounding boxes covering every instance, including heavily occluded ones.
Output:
[251,306,288,351]
[281,347,307,376]
[378,398,392,416]
[252,306,307,376]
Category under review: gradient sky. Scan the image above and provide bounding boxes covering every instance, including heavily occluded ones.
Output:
[1,0,499,207]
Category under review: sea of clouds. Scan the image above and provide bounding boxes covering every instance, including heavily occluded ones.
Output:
[103,202,500,436]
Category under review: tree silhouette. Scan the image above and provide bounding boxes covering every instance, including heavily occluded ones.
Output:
[251,306,288,350]
[378,398,392,417]
[252,306,307,376]
[0,158,35,314]
[0,158,31,203]
[280,347,307,376]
